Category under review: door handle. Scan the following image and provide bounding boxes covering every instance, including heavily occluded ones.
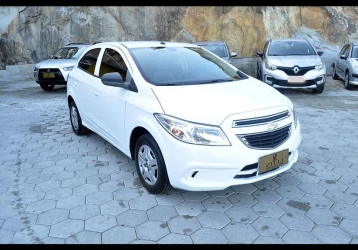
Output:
[93,90,98,96]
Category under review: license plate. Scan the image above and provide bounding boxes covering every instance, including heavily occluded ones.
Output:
[259,149,289,174]
[43,72,55,78]
[288,76,305,83]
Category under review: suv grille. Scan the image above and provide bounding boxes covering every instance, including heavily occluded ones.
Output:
[237,124,291,149]
[38,68,65,81]
[276,66,315,76]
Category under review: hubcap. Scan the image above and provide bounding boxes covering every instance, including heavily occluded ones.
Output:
[71,106,79,130]
[137,145,158,186]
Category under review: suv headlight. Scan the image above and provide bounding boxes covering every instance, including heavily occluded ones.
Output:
[63,66,74,71]
[265,61,277,71]
[315,62,323,71]
[154,113,231,146]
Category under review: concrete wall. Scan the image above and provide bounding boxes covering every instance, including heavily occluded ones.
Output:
[0,58,334,82]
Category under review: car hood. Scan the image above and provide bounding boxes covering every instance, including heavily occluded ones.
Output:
[151,78,290,125]
[267,55,322,67]
[35,58,77,68]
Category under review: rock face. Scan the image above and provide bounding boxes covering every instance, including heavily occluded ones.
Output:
[1,6,358,70]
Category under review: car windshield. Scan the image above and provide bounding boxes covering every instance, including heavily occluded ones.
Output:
[53,46,88,59]
[267,41,316,56]
[129,46,245,86]
[198,44,228,57]
[352,46,358,58]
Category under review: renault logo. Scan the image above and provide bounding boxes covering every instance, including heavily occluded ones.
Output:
[47,69,51,73]
[267,122,278,131]
[293,66,300,74]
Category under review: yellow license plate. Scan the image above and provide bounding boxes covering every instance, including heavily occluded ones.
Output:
[43,72,55,78]
[259,149,289,174]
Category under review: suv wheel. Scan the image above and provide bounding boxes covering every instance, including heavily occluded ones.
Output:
[312,85,324,94]
[344,72,353,90]
[69,101,89,135]
[332,66,339,80]
[40,84,55,91]
[135,134,171,195]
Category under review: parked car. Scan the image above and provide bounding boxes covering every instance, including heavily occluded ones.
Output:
[256,38,326,94]
[193,41,238,64]
[67,41,302,195]
[332,42,358,90]
[34,43,91,91]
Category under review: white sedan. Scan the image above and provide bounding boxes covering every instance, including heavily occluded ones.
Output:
[67,41,302,194]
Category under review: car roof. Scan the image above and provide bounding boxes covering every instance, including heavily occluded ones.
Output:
[93,41,199,49]
[63,43,92,47]
[270,38,309,43]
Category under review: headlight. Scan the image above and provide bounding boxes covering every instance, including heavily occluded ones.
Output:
[292,107,298,129]
[315,62,323,71]
[63,66,74,71]
[154,113,231,146]
[265,61,277,71]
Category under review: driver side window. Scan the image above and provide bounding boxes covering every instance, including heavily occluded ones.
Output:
[99,48,129,81]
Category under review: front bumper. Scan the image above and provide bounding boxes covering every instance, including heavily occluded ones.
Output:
[154,118,302,192]
[34,68,68,85]
[349,73,358,86]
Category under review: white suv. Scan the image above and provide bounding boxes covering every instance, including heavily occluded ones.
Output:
[256,38,326,94]
[34,43,91,91]
[67,41,302,194]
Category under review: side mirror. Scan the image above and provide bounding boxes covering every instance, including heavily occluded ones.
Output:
[256,52,264,58]
[230,52,238,58]
[340,54,347,59]
[317,51,324,56]
[101,72,124,87]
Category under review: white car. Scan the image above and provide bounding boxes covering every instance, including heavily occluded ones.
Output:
[67,41,302,194]
[256,38,326,94]
[34,43,91,91]
[332,41,358,90]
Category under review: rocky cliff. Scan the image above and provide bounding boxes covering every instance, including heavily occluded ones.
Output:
[1,6,358,70]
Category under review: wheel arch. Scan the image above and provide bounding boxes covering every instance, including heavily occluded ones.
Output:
[129,126,151,160]
[67,95,74,108]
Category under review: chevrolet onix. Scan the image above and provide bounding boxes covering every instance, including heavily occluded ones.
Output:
[67,41,302,194]
[256,38,326,94]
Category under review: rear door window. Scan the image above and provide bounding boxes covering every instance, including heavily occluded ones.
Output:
[78,48,101,75]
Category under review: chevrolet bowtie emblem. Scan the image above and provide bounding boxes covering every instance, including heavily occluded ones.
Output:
[267,122,278,131]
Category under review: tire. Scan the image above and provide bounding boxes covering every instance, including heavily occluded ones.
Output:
[69,101,89,135]
[344,72,353,90]
[332,66,339,80]
[40,84,55,91]
[312,85,324,94]
[135,134,171,195]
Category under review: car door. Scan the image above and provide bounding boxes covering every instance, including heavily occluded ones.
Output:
[91,46,131,149]
[73,48,102,126]
[336,45,349,78]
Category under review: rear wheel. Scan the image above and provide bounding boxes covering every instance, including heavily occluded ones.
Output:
[40,84,55,91]
[69,101,89,135]
[332,66,339,80]
[344,71,353,90]
[135,134,171,195]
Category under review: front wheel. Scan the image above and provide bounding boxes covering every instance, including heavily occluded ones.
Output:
[344,72,353,90]
[312,85,324,94]
[135,134,171,195]
[40,84,55,91]
[332,66,339,80]
[69,101,89,135]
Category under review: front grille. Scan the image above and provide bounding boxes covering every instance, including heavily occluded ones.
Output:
[277,66,315,76]
[233,111,289,127]
[273,79,316,87]
[237,124,291,149]
[38,68,65,81]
